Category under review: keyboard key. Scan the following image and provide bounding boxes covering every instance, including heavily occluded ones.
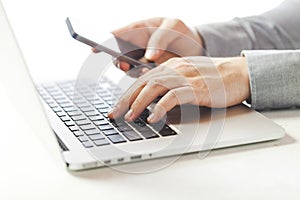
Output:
[73,131,84,137]
[94,104,108,109]
[63,106,78,112]
[139,109,150,122]
[81,94,94,100]
[52,107,62,113]
[122,131,142,141]
[48,102,57,108]
[102,129,118,136]
[59,102,74,108]
[99,124,114,131]
[107,134,126,144]
[67,110,82,116]
[109,118,126,126]
[159,126,177,136]
[53,95,66,101]
[56,111,66,117]
[82,141,93,148]
[55,99,70,104]
[84,111,100,116]
[71,115,86,121]
[117,125,133,132]
[60,116,70,122]
[88,134,105,141]
[48,90,61,96]
[80,124,96,131]
[150,121,165,131]
[76,119,91,126]
[102,96,114,101]
[98,107,110,113]
[98,92,110,97]
[131,119,146,127]
[76,102,90,108]
[134,125,152,132]
[89,115,104,121]
[85,96,100,101]
[85,129,101,135]
[78,136,89,142]
[65,121,75,126]
[72,99,86,105]
[90,99,105,105]
[69,126,79,132]
[93,139,110,146]
[80,106,94,112]
[94,120,109,126]
[140,131,159,139]
[44,98,54,104]
[93,119,109,126]
[61,89,74,95]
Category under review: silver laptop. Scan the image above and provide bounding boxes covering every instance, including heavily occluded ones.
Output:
[0,1,285,171]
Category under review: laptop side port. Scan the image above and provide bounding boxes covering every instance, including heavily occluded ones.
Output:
[104,160,111,165]
[130,155,142,160]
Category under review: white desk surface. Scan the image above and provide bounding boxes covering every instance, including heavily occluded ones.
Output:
[1,0,300,199]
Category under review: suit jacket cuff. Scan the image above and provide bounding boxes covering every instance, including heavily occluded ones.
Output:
[242,50,300,110]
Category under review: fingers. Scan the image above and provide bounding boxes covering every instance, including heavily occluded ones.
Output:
[111,18,163,39]
[108,84,145,119]
[108,66,166,118]
[123,82,168,121]
[119,61,130,71]
[124,76,190,121]
[147,86,194,123]
[145,19,187,61]
[117,55,153,77]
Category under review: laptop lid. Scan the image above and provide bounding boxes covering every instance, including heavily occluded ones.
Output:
[0,0,63,164]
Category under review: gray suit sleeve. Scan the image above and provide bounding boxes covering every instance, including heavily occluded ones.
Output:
[242,50,300,110]
[195,0,300,110]
[195,0,300,57]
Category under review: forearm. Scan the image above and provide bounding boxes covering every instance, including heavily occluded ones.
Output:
[196,0,300,57]
[243,50,300,110]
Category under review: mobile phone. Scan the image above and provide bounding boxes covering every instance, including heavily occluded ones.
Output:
[66,17,155,69]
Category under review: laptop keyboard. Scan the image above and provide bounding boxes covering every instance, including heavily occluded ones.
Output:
[37,78,177,149]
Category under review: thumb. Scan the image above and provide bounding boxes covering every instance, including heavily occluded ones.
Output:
[145,21,182,60]
[144,28,170,61]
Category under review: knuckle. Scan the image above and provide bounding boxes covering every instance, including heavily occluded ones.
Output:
[166,18,187,30]
[167,90,177,100]
[190,77,204,87]
[173,18,184,26]
[118,97,130,109]
[168,57,182,64]
[163,57,183,69]
[131,98,143,110]
[148,79,163,89]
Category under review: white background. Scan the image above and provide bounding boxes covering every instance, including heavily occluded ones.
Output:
[2,0,283,82]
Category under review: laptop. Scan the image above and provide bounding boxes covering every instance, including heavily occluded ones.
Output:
[0,1,285,171]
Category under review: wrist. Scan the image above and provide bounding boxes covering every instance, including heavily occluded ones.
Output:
[237,57,250,100]
[191,27,204,55]
[218,57,251,102]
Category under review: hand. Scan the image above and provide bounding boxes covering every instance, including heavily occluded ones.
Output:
[108,56,250,123]
[103,17,203,75]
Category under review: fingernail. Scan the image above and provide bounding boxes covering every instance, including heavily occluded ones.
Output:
[116,62,121,69]
[108,107,117,118]
[147,113,156,123]
[124,109,133,121]
[145,49,159,59]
